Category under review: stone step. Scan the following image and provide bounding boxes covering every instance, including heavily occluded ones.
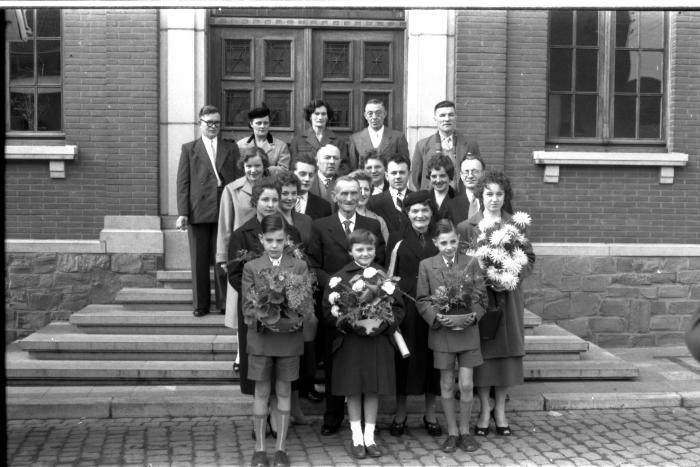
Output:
[156,270,215,289]
[115,287,214,304]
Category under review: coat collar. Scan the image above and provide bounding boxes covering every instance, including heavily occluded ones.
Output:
[245,132,275,145]
[230,176,250,191]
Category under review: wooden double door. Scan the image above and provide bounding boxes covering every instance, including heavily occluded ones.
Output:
[209,25,405,143]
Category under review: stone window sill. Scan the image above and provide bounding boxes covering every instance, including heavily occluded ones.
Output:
[533,151,689,184]
[5,144,78,178]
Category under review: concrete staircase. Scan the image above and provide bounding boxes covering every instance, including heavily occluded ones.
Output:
[6,270,639,385]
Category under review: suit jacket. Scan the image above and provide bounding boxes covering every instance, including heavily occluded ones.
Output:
[290,210,313,246]
[176,137,240,224]
[411,131,479,192]
[348,127,409,170]
[307,213,386,288]
[416,253,486,353]
[444,193,514,226]
[366,190,411,234]
[303,192,332,220]
[242,254,307,357]
[431,186,456,220]
[288,127,351,175]
[386,225,439,298]
[308,172,336,203]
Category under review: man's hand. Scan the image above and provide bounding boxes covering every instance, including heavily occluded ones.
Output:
[176,216,188,231]
[437,312,476,329]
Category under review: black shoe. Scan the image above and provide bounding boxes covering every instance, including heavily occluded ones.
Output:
[458,433,480,452]
[219,308,226,314]
[365,443,383,458]
[389,416,407,436]
[251,451,269,467]
[321,423,340,436]
[193,309,209,317]
[440,435,458,453]
[491,410,511,436]
[423,415,442,437]
[350,444,366,459]
[474,425,490,436]
[301,389,323,402]
[233,362,240,374]
[271,450,290,467]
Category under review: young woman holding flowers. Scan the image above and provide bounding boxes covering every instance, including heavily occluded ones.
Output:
[241,213,315,467]
[323,229,404,460]
[457,169,536,437]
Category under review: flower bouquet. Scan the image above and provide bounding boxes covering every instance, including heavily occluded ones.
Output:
[327,267,398,336]
[430,264,486,330]
[244,267,317,332]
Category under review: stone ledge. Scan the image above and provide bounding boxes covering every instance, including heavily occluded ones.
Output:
[533,243,700,257]
[5,239,105,253]
[5,144,78,179]
[543,392,681,410]
[680,391,700,408]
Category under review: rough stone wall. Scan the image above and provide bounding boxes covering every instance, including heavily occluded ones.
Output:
[523,256,700,347]
[5,253,162,341]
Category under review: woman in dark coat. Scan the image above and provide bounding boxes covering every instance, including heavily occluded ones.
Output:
[385,191,443,437]
[457,170,535,437]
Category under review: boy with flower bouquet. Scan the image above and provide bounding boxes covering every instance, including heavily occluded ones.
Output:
[241,214,316,467]
[416,219,486,454]
[323,229,404,460]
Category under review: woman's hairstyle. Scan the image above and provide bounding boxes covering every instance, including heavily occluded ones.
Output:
[474,169,513,206]
[250,178,281,208]
[347,228,377,249]
[425,154,455,180]
[347,169,373,186]
[238,146,271,174]
[403,190,437,216]
[303,99,334,123]
[247,104,270,121]
[274,170,301,192]
[260,213,288,235]
[431,218,457,239]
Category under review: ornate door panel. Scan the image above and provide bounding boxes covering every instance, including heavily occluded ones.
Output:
[210,27,305,142]
[312,29,404,137]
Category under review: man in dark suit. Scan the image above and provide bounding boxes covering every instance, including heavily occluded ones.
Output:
[366,154,412,233]
[308,144,341,204]
[176,105,239,317]
[291,156,332,220]
[411,100,480,192]
[307,176,386,436]
[348,99,409,170]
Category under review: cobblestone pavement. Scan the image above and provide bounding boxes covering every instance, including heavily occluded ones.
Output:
[7,407,700,466]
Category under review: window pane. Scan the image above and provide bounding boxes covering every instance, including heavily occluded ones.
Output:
[640,11,663,48]
[323,92,350,127]
[224,90,251,127]
[37,90,62,131]
[37,40,61,85]
[639,51,662,93]
[575,49,597,92]
[616,11,639,48]
[9,41,34,84]
[264,40,291,78]
[363,42,391,79]
[576,10,598,46]
[549,10,573,46]
[37,9,60,37]
[639,96,661,138]
[549,48,572,91]
[10,90,35,131]
[613,95,636,138]
[224,39,251,76]
[615,50,638,93]
[323,42,350,79]
[574,94,596,137]
[548,94,572,138]
[263,90,291,127]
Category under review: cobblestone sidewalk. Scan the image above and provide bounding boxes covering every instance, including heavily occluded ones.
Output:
[7,407,700,466]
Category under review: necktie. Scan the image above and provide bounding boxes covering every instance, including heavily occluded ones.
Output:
[295,197,303,213]
[418,233,426,249]
[446,258,454,269]
[342,220,352,236]
[324,177,333,188]
[396,192,404,210]
[209,139,222,187]
[468,198,480,219]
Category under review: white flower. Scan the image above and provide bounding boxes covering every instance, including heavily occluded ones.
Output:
[489,228,508,246]
[328,292,340,305]
[511,211,532,228]
[499,271,519,290]
[381,281,396,295]
[329,277,341,289]
[331,305,340,317]
[501,255,522,275]
[512,247,529,266]
[486,266,500,281]
[478,217,498,232]
[488,247,509,264]
[352,279,365,292]
[475,245,491,259]
[477,232,487,243]
[362,267,378,279]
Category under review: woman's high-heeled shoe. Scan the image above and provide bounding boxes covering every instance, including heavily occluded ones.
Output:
[389,416,407,436]
[491,409,512,436]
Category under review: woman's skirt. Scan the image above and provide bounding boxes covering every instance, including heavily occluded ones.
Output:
[473,356,524,387]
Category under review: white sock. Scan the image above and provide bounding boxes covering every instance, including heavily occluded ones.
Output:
[350,420,364,446]
[363,422,375,446]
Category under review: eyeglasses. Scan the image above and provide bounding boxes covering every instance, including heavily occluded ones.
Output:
[200,119,221,128]
[365,111,385,117]
[461,169,482,176]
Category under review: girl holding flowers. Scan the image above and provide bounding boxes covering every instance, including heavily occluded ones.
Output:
[457,169,536,437]
[323,229,404,460]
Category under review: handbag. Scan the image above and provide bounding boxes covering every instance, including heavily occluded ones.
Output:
[479,287,504,340]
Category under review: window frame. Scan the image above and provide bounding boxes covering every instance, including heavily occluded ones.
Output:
[5,8,65,139]
[546,10,668,147]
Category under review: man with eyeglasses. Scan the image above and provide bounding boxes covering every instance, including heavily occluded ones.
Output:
[348,99,409,171]
[176,105,240,317]
[411,100,480,192]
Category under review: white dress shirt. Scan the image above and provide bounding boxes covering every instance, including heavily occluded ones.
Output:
[338,212,357,233]
[389,187,407,211]
[368,126,384,149]
[295,192,308,213]
[202,135,222,187]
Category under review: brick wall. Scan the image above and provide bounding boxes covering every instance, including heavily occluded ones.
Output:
[4,9,160,240]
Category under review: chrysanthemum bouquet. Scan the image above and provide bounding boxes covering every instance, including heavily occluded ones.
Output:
[243,267,316,331]
[327,267,398,330]
[430,265,486,316]
[467,211,532,291]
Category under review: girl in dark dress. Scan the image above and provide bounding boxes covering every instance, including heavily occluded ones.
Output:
[386,191,443,437]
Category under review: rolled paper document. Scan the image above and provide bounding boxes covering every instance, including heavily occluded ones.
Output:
[393,330,410,359]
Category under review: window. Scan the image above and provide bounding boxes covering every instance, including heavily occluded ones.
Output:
[547,10,666,144]
[6,9,63,135]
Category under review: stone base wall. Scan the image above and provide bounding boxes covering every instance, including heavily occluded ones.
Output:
[523,256,700,347]
[5,253,163,341]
